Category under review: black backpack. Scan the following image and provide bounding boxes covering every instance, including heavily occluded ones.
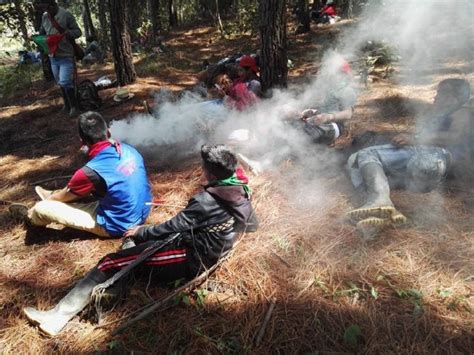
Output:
[77,79,102,110]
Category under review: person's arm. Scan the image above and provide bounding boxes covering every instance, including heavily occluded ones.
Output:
[125,196,206,242]
[47,187,82,202]
[312,107,353,124]
[65,12,82,39]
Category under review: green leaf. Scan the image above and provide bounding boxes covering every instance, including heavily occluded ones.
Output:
[107,340,120,350]
[438,289,453,298]
[344,324,361,347]
[181,294,191,306]
[407,288,423,299]
[370,287,378,299]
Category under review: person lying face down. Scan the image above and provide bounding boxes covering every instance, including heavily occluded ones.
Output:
[23,144,258,336]
[346,78,472,237]
[10,111,152,238]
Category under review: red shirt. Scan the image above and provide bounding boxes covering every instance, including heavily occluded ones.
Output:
[67,141,113,196]
[322,5,336,16]
[225,82,259,111]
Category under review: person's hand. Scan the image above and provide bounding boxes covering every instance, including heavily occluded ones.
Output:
[300,108,318,121]
[392,134,412,146]
[124,225,143,238]
[313,113,335,124]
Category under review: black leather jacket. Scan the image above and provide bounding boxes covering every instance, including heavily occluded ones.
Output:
[134,185,258,273]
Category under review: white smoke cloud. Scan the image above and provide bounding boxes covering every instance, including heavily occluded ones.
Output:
[109,0,473,209]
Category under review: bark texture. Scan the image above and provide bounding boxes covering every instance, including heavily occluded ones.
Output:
[109,0,137,85]
[259,0,288,91]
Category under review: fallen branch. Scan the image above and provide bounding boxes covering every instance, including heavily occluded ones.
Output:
[255,298,276,347]
[270,250,292,268]
[8,137,57,153]
[29,175,72,186]
[145,202,186,209]
[110,245,237,335]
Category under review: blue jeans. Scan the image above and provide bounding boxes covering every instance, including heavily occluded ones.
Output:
[50,56,75,89]
[348,144,450,191]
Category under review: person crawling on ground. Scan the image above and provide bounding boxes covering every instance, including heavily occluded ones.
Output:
[22,144,258,336]
[295,58,357,145]
[346,78,472,236]
[9,111,152,238]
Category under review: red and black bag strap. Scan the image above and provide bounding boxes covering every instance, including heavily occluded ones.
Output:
[47,13,65,34]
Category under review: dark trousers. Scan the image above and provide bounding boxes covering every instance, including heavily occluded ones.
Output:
[96,239,192,285]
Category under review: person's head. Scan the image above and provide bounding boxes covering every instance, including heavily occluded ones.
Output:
[238,55,258,80]
[37,0,58,15]
[434,78,471,114]
[86,35,96,43]
[215,73,233,94]
[78,111,109,146]
[201,144,238,181]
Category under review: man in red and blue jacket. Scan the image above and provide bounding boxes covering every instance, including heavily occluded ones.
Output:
[10,111,152,237]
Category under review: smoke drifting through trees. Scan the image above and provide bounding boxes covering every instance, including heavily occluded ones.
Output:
[110,0,472,209]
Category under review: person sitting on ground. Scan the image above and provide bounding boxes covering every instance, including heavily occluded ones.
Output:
[313,0,337,24]
[236,55,262,97]
[297,58,356,145]
[36,0,82,117]
[10,111,152,238]
[215,72,259,111]
[22,144,259,336]
[346,78,472,235]
[82,35,104,65]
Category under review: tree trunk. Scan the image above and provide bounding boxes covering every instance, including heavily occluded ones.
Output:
[295,0,310,34]
[127,0,141,43]
[97,0,109,49]
[12,0,29,46]
[341,0,354,19]
[82,0,97,39]
[168,0,177,28]
[259,0,288,91]
[108,0,137,85]
[215,0,225,36]
[148,0,161,42]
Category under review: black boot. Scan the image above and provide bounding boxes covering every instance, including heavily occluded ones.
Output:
[347,163,406,224]
[59,87,70,114]
[65,87,80,118]
[23,267,105,336]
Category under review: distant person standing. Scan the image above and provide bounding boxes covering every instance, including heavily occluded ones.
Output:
[37,0,82,117]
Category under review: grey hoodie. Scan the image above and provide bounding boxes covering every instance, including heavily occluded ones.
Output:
[40,7,82,58]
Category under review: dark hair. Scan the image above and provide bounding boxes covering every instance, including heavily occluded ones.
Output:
[438,78,471,105]
[78,111,108,145]
[201,144,237,179]
[86,35,96,42]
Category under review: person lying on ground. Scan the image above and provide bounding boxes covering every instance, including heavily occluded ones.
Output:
[10,111,152,238]
[236,55,262,97]
[346,78,472,235]
[296,59,356,145]
[36,0,82,117]
[82,35,105,65]
[312,0,337,24]
[22,144,259,336]
[215,73,259,111]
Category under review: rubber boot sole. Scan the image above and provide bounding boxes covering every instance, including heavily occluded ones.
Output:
[356,217,390,239]
[347,206,395,220]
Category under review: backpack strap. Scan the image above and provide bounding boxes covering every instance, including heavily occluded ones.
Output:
[47,13,65,34]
